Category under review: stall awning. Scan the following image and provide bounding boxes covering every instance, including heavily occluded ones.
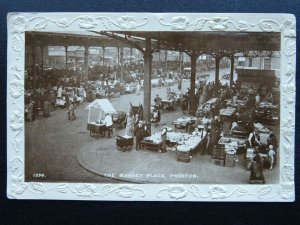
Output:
[85,99,116,114]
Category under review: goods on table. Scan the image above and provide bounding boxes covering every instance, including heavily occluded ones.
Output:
[220,107,236,117]
[226,99,247,109]
[255,103,279,124]
[218,137,246,155]
[173,116,197,128]
[144,130,207,152]
[56,98,66,107]
[143,132,162,144]
[254,123,270,133]
[258,101,278,109]
[196,98,218,116]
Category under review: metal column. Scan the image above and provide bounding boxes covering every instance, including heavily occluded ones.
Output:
[102,47,105,66]
[31,45,37,94]
[164,50,168,75]
[64,45,68,69]
[230,54,234,86]
[215,56,220,88]
[130,48,133,65]
[189,53,197,115]
[84,45,89,81]
[120,47,124,81]
[41,46,44,73]
[143,37,152,131]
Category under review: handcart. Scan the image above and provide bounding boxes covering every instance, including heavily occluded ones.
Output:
[116,135,134,151]
[85,99,117,138]
[87,122,107,137]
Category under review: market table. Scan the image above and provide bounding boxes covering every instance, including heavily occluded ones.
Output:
[173,116,197,129]
[220,107,236,117]
[140,140,162,152]
[218,137,247,155]
[220,107,236,136]
[161,99,176,110]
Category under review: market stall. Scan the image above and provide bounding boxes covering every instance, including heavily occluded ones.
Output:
[173,116,197,129]
[141,127,207,162]
[255,101,279,124]
[85,99,116,137]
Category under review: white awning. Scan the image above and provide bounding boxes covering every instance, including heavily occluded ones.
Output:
[238,57,246,62]
[85,99,116,114]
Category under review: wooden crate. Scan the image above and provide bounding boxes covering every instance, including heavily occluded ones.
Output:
[212,158,225,166]
[212,145,225,160]
[176,150,191,163]
[225,153,235,167]
[177,156,190,163]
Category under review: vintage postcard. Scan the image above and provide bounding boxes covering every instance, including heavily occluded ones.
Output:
[7,13,295,201]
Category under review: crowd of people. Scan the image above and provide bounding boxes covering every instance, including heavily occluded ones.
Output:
[126,75,279,184]
[24,63,184,122]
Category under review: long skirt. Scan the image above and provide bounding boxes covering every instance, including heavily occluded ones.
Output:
[250,161,265,181]
[43,101,50,117]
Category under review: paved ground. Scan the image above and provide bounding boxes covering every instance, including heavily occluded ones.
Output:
[25,68,279,184]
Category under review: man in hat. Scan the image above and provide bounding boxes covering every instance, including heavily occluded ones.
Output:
[134,120,144,150]
[154,94,162,109]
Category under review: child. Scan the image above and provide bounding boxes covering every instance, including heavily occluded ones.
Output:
[68,102,76,121]
[268,145,276,170]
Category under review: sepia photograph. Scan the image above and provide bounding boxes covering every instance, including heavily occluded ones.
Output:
[7,13,295,201]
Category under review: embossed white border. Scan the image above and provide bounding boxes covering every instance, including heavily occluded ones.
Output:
[7,13,296,201]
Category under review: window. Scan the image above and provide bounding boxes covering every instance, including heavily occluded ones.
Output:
[264,58,271,69]
[248,58,253,67]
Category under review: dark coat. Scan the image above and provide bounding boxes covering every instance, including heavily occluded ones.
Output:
[135,125,144,140]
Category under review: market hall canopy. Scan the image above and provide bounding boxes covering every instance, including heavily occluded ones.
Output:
[95,31,281,124]
[96,31,281,55]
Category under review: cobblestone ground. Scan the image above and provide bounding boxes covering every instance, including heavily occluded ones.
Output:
[25,76,191,183]
[25,68,279,183]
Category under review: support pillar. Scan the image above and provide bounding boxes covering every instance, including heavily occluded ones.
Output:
[158,51,161,65]
[230,54,234,86]
[215,56,220,89]
[120,47,124,81]
[189,53,197,115]
[143,37,152,131]
[117,47,120,67]
[179,52,183,73]
[130,48,133,65]
[84,45,89,81]
[102,47,105,66]
[31,44,37,95]
[40,46,44,73]
[164,50,168,75]
[64,45,68,70]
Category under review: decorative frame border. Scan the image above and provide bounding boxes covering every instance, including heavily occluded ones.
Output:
[7,13,296,201]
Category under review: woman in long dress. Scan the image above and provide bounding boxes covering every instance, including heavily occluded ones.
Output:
[249,151,265,183]
[160,126,168,152]
[26,100,34,122]
[136,82,141,95]
[57,86,63,99]
[199,83,207,105]
[43,99,51,117]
